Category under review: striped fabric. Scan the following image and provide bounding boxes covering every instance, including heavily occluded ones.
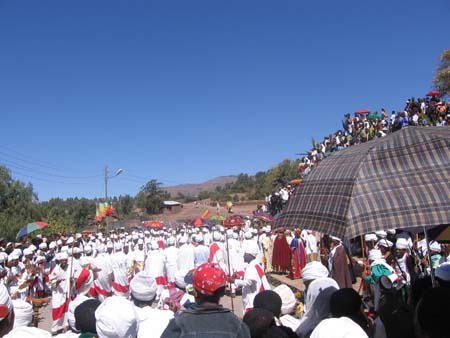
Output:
[276,127,450,239]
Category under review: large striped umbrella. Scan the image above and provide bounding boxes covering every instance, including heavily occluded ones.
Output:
[17,221,49,238]
[276,127,450,239]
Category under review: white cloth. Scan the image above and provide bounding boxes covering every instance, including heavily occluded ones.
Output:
[135,306,173,338]
[296,278,339,338]
[273,284,296,315]
[163,246,179,283]
[177,244,195,271]
[306,234,318,255]
[3,327,51,338]
[11,299,33,328]
[111,251,130,296]
[144,250,165,279]
[48,263,71,333]
[234,259,270,313]
[130,272,157,301]
[310,317,368,338]
[301,261,329,283]
[92,253,113,301]
[96,296,138,338]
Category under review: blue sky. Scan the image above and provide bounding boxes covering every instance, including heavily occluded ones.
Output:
[1,0,449,201]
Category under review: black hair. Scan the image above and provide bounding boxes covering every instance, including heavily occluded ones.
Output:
[261,326,289,338]
[253,290,282,317]
[416,287,450,338]
[75,299,101,333]
[195,286,226,305]
[243,308,274,338]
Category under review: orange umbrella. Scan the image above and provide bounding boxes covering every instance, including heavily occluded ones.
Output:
[143,221,164,229]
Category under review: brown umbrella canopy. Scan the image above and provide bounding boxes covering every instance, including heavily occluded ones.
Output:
[276,127,450,239]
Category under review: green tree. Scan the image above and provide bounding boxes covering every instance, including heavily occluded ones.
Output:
[433,49,450,96]
[136,180,169,215]
[0,166,42,239]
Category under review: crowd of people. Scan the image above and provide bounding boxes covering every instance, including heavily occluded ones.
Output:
[262,96,450,217]
[0,221,448,338]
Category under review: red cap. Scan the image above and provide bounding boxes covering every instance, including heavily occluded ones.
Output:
[192,263,227,296]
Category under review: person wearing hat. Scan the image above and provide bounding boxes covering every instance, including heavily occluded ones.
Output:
[427,241,445,270]
[376,239,395,268]
[90,244,113,301]
[48,252,71,334]
[110,242,130,297]
[176,236,195,272]
[272,228,291,274]
[163,237,179,284]
[328,236,353,289]
[261,227,274,273]
[131,239,145,276]
[192,235,209,267]
[394,238,416,284]
[231,241,270,313]
[129,271,173,338]
[144,241,166,300]
[209,232,228,274]
[161,263,250,338]
[290,230,307,280]
[95,296,138,338]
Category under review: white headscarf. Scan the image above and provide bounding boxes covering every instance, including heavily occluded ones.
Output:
[310,317,369,338]
[274,284,297,315]
[296,278,339,338]
[301,261,329,283]
[130,272,157,302]
[11,300,33,328]
[95,296,138,338]
[3,327,51,338]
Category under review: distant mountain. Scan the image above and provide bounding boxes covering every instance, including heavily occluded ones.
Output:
[162,176,238,197]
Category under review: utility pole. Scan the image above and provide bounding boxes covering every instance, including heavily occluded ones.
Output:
[104,165,109,201]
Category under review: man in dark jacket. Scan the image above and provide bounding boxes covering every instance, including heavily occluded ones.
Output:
[161,262,250,338]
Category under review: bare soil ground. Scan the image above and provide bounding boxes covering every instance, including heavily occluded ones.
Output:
[157,199,265,223]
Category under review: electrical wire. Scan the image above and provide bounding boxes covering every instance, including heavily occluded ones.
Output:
[0,145,102,178]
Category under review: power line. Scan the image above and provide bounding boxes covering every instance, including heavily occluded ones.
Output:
[0,144,102,178]
[0,157,102,179]
[10,168,91,185]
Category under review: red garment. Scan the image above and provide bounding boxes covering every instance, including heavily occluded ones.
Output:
[272,234,291,271]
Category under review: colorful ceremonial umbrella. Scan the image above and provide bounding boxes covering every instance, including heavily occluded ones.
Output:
[356,109,370,115]
[426,90,440,97]
[142,221,164,229]
[17,221,49,239]
[192,217,210,227]
[253,212,275,224]
[276,127,450,239]
[210,215,225,222]
[223,216,245,228]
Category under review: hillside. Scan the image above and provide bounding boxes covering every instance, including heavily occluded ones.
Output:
[161,176,238,197]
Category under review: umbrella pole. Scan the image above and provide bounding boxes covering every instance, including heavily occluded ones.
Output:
[423,226,436,287]
[225,233,235,313]
[360,235,365,259]
[68,240,75,300]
